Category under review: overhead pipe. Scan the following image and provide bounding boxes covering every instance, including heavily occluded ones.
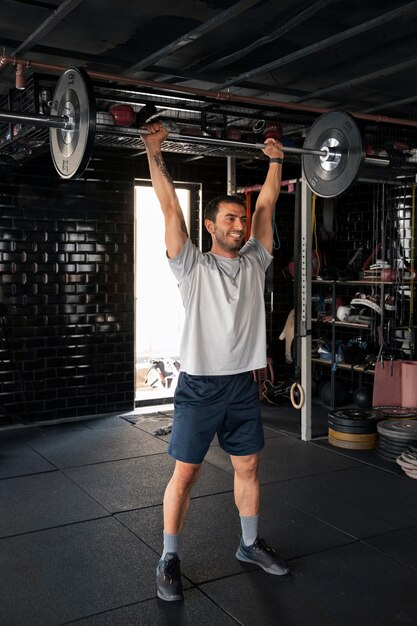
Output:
[2,54,417,129]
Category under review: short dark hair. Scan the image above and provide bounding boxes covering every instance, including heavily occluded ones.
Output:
[204,194,246,222]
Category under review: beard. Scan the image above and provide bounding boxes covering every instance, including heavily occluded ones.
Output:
[213,227,244,253]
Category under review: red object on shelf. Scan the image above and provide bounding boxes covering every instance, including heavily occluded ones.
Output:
[109,104,136,127]
[226,126,241,140]
[264,121,282,140]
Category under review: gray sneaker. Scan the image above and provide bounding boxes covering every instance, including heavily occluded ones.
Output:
[156,553,184,602]
[236,536,290,575]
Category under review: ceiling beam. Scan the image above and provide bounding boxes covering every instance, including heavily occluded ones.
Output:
[292,57,417,104]
[141,64,307,98]
[0,39,124,69]
[364,93,417,114]
[191,0,339,73]
[214,0,417,91]
[4,0,58,8]
[121,0,261,76]
[11,0,84,57]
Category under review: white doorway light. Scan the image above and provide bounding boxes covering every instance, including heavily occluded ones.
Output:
[134,184,191,401]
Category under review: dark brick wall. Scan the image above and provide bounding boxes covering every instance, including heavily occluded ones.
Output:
[0,151,136,424]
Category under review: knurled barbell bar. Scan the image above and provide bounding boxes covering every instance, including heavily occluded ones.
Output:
[0,66,390,196]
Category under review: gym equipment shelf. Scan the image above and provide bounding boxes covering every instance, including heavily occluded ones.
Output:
[312,318,371,329]
[311,357,375,374]
[312,279,397,285]
[311,275,386,411]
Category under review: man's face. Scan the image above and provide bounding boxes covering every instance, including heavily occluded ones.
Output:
[205,202,247,256]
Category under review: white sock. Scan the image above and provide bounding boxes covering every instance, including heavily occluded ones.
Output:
[162,531,182,559]
[240,514,259,546]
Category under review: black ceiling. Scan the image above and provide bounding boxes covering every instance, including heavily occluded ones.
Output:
[2,0,417,119]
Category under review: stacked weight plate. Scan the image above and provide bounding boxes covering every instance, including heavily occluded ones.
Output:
[376,420,417,462]
[328,409,380,450]
[372,406,417,421]
[397,445,417,479]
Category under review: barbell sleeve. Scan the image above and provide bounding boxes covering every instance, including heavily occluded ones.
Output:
[363,155,390,167]
[0,109,70,130]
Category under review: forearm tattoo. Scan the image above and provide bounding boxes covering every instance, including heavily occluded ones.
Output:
[154,152,174,188]
[154,152,188,236]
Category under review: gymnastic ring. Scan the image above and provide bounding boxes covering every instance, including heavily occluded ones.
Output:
[290,382,305,410]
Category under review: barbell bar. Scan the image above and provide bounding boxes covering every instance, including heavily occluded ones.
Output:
[154,132,329,157]
[0,109,71,129]
[0,66,391,196]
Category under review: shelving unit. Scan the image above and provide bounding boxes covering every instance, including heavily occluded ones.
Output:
[311,357,374,374]
[310,269,415,414]
[312,318,371,329]
[311,278,380,408]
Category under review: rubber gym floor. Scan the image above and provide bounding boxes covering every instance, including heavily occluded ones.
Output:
[1,403,417,626]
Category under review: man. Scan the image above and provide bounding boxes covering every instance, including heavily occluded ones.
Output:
[143,123,289,603]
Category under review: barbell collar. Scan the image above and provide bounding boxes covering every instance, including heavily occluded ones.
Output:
[0,109,70,130]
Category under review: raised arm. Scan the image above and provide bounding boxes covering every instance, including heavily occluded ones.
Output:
[142,123,188,258]
[250,138,284,253]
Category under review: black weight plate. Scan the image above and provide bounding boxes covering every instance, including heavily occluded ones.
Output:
[328,410,379,428]
[376,446,401,459]
[373,406,417,419]
[376,443,400,455]
[302,111,364,198]
[378,435,409,448]
[375,447,400,461]
[377,419,417,441]
[375,449,399,463]
[329,409,378,421]
[378,444,411,457]
[377,431,417,443]
[377,439,409,453]
[50,67,96,179]
[328,419,377,434]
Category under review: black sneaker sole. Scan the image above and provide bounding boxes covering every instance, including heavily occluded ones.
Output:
[236,549,290,576]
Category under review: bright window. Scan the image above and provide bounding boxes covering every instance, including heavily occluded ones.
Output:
[135,184,190,361]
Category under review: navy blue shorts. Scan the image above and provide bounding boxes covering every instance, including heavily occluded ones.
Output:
[168,371,264,464]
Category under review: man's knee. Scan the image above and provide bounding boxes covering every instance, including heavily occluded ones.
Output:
[231,453,259,480]
[172,460,201,490]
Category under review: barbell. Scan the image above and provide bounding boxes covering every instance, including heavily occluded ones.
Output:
[0,66,391,197]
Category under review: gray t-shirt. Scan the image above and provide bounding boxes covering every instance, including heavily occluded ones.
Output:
[168,237,273,375]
